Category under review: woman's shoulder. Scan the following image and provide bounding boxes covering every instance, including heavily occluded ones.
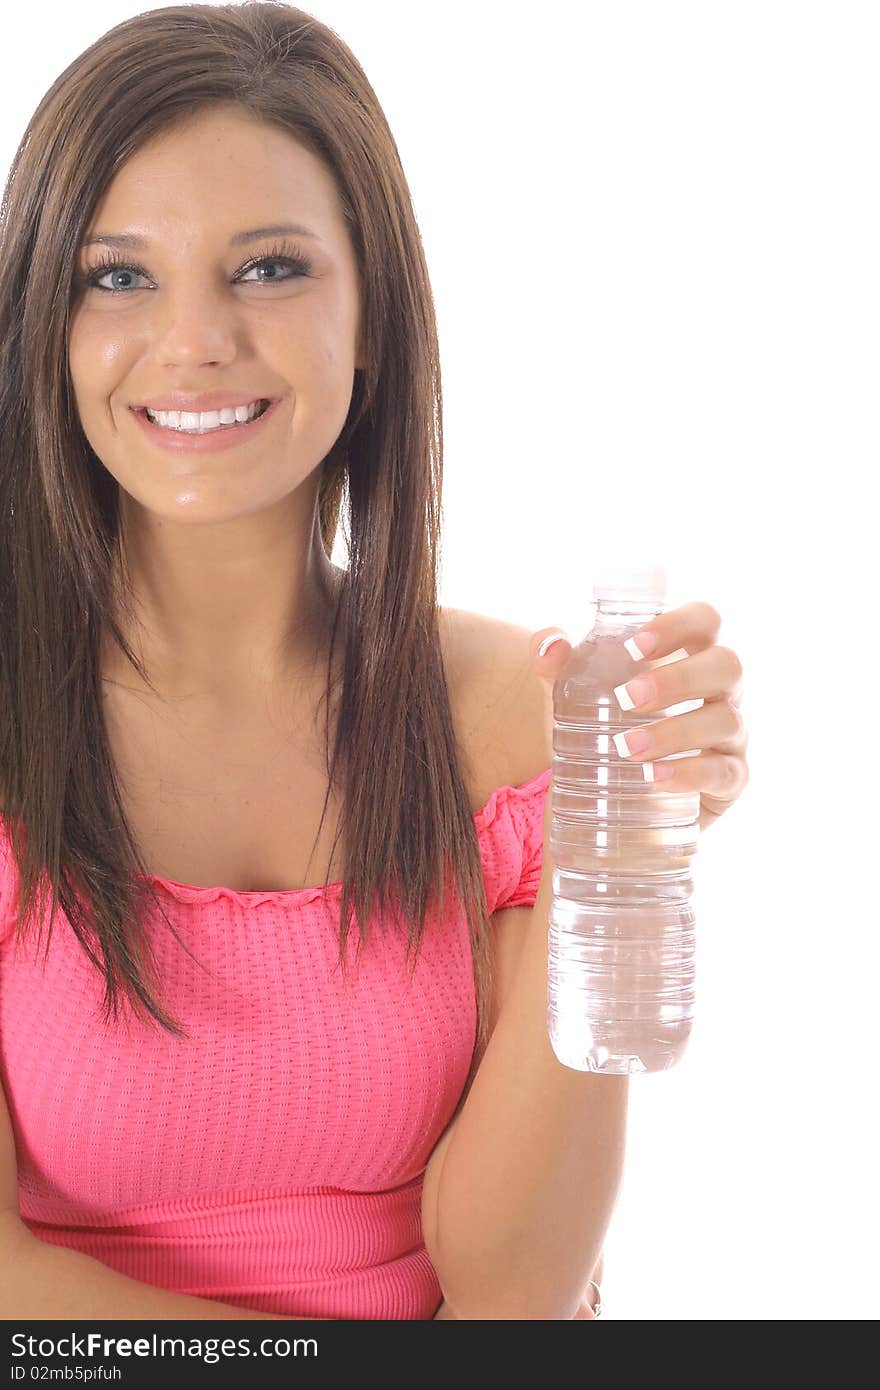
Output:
[439,605,551,815]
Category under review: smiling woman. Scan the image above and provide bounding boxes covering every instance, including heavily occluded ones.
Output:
[67,102,365,571]
[0,1,510,1323]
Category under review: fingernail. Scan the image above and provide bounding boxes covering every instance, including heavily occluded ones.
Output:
[613,676,655,711]
[538,631,568,658]
[613,727,653,758]
[640,760,673,783]
[651,760,676,781]
[624,630,658,662]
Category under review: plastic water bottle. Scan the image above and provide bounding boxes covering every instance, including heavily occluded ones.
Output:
[546,563,701,1075]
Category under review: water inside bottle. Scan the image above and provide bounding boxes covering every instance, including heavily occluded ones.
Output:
[547,624,701,1074]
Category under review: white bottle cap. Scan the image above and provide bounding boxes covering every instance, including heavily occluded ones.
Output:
[592,561,667,604]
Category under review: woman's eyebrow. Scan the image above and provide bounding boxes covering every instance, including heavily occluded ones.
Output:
[80,222,321,250]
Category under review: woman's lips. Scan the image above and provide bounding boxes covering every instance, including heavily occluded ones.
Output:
[130,397,283,454]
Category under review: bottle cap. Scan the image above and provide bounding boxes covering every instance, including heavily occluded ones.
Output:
[592,561,667,604]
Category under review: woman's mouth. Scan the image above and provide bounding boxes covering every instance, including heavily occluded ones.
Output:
[130,397,282,454]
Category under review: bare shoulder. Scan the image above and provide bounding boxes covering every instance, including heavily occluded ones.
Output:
[439,605,552,811]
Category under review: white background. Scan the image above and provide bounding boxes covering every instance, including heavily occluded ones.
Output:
[2,1,876,1319]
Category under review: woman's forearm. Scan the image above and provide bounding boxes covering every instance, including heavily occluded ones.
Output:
[430,852,630,1320]
[4,1220,323,1320]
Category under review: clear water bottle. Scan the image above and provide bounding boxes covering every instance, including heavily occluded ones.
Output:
[546,563,701,1075]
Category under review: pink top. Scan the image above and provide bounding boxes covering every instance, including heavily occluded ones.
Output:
[0,767,551,1320]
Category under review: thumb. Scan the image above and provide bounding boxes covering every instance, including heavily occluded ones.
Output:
[533,627,572,685]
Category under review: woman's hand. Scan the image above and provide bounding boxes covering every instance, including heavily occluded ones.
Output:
[534,600,749,832]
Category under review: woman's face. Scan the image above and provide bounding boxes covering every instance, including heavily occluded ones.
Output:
[68,105,364,524]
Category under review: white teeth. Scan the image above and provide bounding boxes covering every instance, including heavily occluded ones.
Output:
[144,399,266,432]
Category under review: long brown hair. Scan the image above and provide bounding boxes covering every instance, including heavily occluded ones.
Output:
[0,2,494,1099]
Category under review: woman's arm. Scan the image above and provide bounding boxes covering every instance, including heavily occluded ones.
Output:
[432,1259,604,1320]
[1,1216,325,1320]
[427,805,629,1321]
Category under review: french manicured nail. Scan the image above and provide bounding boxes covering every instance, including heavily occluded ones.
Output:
[538,631,568,658]
[613,727,652,758]
[613,676,655,711]
[642,760,677,783]
[624,630,659,662]
[650,761,676,781]
[639,761,672,783]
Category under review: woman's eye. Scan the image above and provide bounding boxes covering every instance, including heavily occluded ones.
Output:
[84,255,310,293]
[88,265,150,292]
[238,257,307,283]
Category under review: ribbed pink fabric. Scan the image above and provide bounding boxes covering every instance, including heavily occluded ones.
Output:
[0,767,551,1320]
